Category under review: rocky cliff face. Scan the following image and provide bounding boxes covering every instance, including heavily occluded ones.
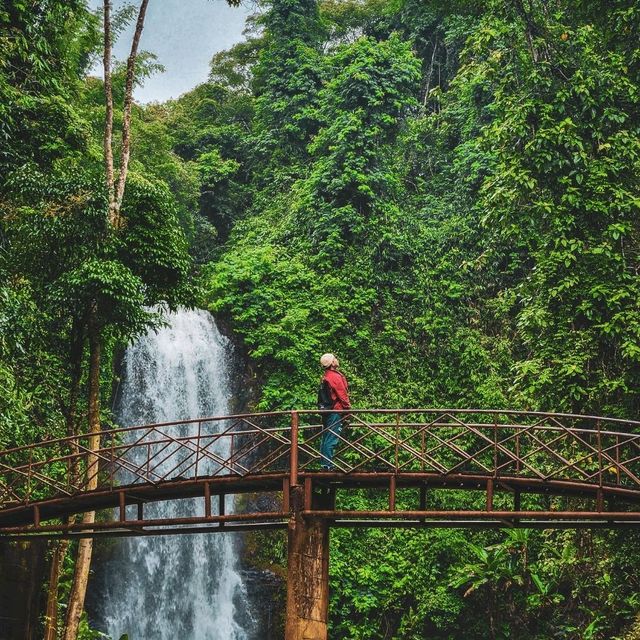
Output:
[242,568,286,639]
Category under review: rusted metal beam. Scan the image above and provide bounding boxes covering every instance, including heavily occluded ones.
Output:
[304,477,313,511]
[1,521,290,540]
[330,519,640,529]
[204,481,211,518]
[2,471,640,532]
[305,510,640,521]
[290,411,299,487]
[0,511,290,536]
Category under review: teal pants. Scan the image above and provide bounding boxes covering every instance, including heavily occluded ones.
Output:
[320,412,342,469]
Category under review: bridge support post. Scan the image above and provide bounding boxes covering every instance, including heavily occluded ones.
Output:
[285,486,330,640]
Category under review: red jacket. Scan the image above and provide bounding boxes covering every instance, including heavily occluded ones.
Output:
[323,369,351,411]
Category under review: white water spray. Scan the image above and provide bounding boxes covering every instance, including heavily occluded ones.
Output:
[98,309,251,639]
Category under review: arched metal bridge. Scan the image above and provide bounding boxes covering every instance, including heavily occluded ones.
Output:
[1,409,640,538]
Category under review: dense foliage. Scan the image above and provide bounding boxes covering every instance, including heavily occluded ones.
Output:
[1,0,639,638]
[195,1,640,638]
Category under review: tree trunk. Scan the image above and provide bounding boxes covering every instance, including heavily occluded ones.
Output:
[63,1,149,637]
[44,325,84,640]
[113,0,151,223]
[489,587,496,640]
[103,0,116,224]
[63,309,101,640]
[43,539,71,640]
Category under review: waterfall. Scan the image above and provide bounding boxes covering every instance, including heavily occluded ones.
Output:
[96,308,252,639]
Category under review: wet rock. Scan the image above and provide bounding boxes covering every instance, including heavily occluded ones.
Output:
[241,568,285,640]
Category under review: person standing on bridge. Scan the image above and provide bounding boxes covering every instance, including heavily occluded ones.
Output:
[318,353,351,470]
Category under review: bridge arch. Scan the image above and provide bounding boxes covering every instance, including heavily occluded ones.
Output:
[1,409,639,537]
[3,409,640,639]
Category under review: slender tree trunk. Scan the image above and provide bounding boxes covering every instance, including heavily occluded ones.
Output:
[63,515,95,640]
[43,539,71,640]
[489,587,496,640]
[103,0,116,224]
[113,0,151,223]
[44,325,85,640]
[65,318,86,484]
[61,2,151,636]
[63,309,101,640]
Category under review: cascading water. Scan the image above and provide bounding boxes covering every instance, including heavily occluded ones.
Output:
[96,308,252,639]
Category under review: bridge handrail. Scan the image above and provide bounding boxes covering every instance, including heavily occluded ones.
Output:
[4,424,640,490]
[1,408,639,459]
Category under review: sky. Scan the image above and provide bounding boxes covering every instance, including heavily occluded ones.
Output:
[88,0,253,103]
